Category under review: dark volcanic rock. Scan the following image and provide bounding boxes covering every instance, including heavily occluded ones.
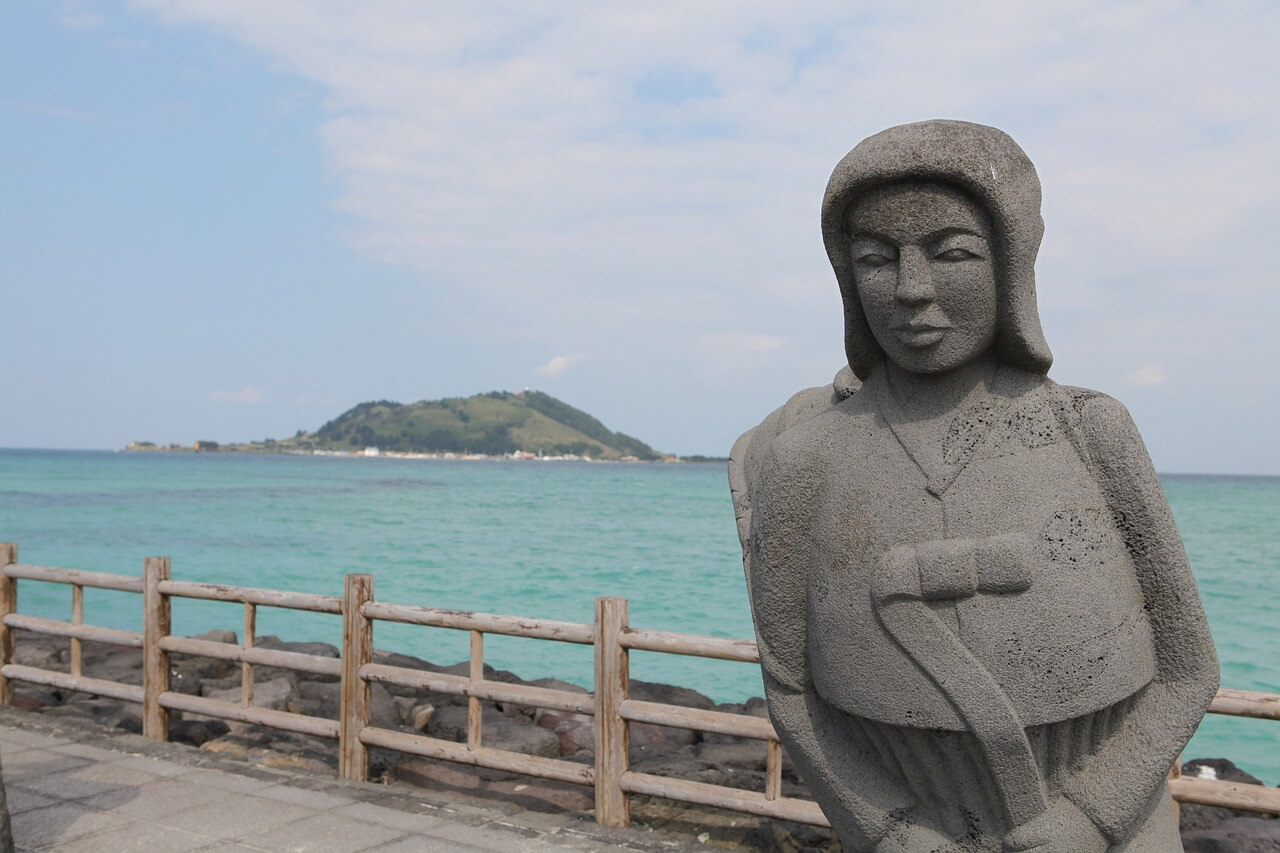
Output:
[631,745,709,781]
[630,719,698,755]
[426,704,559,758]
[165,628,239,692]
[534,708,594,758]
[250,636,339,683]
[630,679,715,710]
[192,629,238,645]
[12,632,62,669]
[203,675,299,711]
[628,679,715,756]
[10,689,58,712]
[696,740,767,773]
[371,649,438,671]
[171,718,230,746]
[255,636,339,658]
[114,717,143,735]
[169,653,235,693]
[1182,817,1280,852]
[84,648,144,686]
[704,697,770,746]
[43,695,136,729]
[368,683,399,728]
[1181,758,1276,832]
[296,680,341,718]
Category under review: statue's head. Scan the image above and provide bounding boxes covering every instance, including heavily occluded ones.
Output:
[821,120,1052,380]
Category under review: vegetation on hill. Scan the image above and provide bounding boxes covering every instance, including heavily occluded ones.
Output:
[284,390,665,459]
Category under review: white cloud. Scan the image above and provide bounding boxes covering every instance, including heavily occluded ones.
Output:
[1126,364,1166,387]
[691,334,789,383]
[126,3,1278,304]
[206,387,265,404]
[535,354,584,378]
[128,1,1280,463]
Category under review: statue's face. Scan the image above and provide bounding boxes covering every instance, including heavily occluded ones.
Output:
[846,182,998,375]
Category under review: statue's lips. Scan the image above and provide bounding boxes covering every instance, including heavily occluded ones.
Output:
[891,324,950,347]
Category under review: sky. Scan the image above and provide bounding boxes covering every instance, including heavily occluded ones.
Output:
[1,1,1277,473]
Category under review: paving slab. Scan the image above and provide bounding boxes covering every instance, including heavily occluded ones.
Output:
[78,776,235,820]
[249,811,406,853]
[328,801,447,835]
[179,767,282,795]
[3,788,58,817]
[422,818,556,852]
[112,754,193,777]
[254,783,356,811]
[8,801,131,849]
[47,742,125,762]
[162,793,321,841]
[0,730,68,751]
[2,750,93,779]
[46,820,220,853]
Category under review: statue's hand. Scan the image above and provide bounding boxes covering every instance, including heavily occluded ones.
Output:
[1003,797,1107,853]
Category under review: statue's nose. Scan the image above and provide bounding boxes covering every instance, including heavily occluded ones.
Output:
[896,247,935,306]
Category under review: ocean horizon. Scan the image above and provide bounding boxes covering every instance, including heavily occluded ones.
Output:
[1,448,1276,784]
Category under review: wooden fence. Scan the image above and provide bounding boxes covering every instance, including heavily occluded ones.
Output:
[1,542,1278,830]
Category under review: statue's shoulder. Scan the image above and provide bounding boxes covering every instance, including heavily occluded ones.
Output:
[769,390,868,456]
[1025,380,1155,482]
[728,367,861,546]
[732,368,861,471]
[1052,381,1116,412]
[1044,381,1135,434]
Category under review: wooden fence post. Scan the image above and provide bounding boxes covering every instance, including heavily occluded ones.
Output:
[467,630,484,749]
[594,596,630,827]
[340,573,374,781]
[242,602,256,708]
[143,556,171,740]
[1170,754,1183,822]
[0,544,16,706]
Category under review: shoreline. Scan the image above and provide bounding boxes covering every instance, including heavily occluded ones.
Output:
[6,628,1274,850]
[7,627,834,851]
[121,444,729,464]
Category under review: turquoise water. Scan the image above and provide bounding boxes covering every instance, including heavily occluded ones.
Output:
[0,449,1275,783]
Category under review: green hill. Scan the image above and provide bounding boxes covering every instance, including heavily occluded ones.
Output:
[280,390,663,460]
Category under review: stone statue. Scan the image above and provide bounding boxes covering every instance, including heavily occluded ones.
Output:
[729,120,1219,852]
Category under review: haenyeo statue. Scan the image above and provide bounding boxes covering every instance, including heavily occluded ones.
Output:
[729,121,1219,852]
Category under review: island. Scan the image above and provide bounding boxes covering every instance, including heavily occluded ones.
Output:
[125,390,697,462]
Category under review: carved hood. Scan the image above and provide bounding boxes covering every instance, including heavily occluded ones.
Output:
[821,119,1053,380]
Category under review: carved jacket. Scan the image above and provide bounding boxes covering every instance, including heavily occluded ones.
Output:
[741,366,1218,850]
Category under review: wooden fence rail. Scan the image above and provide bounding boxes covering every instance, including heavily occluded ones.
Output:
[0,541,1277,833]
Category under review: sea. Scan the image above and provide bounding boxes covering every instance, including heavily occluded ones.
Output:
[0,449,1276,784]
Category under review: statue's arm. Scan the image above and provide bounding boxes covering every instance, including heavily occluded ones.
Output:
[729,372,858,563]
[1058,395,1219,842]
[748,442,914,850]
[728,425,762,561]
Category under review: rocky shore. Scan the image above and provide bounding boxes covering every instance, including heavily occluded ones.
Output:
[6,629,1276,851]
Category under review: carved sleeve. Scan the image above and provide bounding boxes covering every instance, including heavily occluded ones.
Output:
[749,439,914,850]
[1059,394,1219,842]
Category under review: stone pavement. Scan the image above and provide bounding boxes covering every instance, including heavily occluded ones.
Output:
[0,709,701,852]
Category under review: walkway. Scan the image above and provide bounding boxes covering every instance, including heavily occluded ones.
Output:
[0,709,699,852]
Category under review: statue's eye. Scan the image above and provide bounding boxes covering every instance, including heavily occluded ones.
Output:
[935,247,979,262]
[856,252,893,268]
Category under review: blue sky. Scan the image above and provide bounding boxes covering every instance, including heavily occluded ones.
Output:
[2,2,1278,473]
